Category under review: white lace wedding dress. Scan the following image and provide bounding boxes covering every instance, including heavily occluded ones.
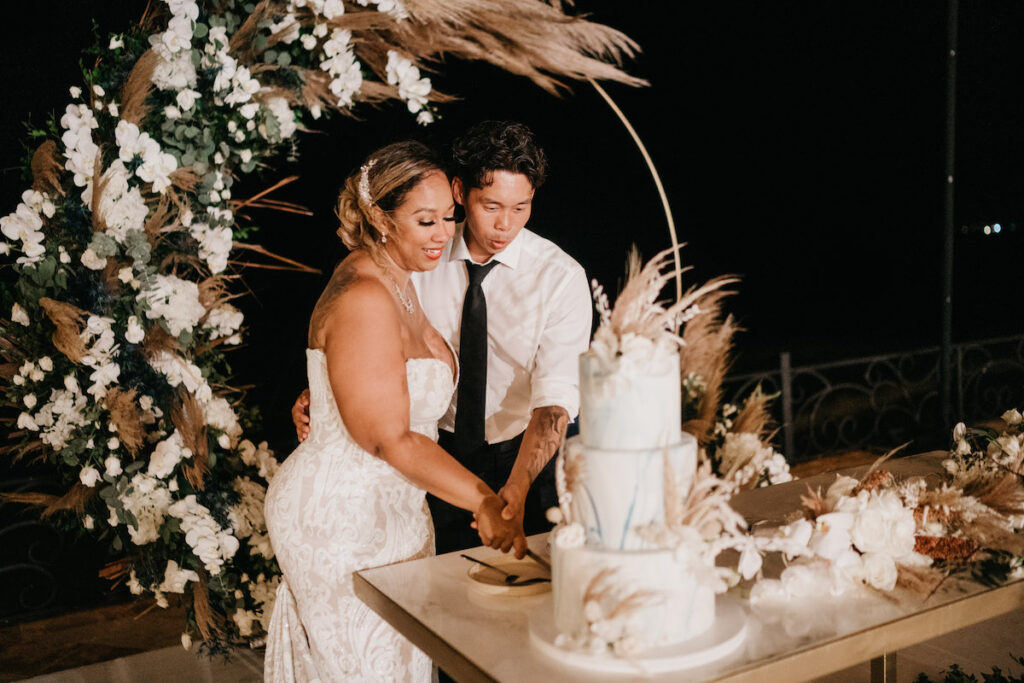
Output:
[264,348,455,682]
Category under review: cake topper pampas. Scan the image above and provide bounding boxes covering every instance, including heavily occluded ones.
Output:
[590,246,736,360]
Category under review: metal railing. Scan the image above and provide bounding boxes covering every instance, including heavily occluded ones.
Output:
[723,334,1024,462]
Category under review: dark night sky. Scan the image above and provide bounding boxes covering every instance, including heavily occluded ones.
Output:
[2,2,1022,448]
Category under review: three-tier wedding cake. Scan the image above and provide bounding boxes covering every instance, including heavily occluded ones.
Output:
[546,250,728,656]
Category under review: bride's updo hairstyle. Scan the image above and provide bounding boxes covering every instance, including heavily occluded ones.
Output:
[336,141,445,261]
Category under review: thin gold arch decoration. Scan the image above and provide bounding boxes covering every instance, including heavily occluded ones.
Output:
[587,78,682,300]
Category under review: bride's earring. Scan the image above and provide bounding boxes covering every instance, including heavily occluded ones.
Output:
[381,232,388,244]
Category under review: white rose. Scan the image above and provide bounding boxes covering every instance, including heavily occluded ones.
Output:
[38,356,53,371]
[107,437,120,450]
[79,466,102,487]
[83,515,95,530]
[23,393,37,409]
[105,456,123,476]
[69,86,82,98]
[109,35,124,50]
[861,552,898,591]
[181,633,192,650]
[176,88,199,111]
[850,491,916,559]
[1002,409,1023,426]
[164,105,182,120]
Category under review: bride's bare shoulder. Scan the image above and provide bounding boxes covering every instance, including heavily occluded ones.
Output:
[309,257,392,345]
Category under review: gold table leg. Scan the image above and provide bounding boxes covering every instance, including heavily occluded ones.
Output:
[870,652,898,683]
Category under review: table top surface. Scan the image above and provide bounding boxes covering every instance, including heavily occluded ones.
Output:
[354,452,1024,682]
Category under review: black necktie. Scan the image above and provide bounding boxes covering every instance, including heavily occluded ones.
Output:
[454,260,499,452]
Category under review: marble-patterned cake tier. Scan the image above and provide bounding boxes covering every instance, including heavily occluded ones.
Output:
[565,432,698,551]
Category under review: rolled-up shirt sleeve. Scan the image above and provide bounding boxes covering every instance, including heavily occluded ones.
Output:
[529,265,593,419]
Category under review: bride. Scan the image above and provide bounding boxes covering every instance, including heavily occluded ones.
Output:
[264,141,522,682]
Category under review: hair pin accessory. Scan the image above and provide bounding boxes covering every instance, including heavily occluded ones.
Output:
[358,158,378,207]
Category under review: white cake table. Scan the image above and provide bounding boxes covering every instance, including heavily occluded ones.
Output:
[354,452,1024,682]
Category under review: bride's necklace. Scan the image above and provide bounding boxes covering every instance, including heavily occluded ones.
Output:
[383,270,415,315]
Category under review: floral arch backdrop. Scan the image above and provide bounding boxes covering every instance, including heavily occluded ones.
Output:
[0,0,647,649]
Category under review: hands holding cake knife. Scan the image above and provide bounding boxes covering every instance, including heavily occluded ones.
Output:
[495,405,570,559]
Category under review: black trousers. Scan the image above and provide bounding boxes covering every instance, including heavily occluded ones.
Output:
[427,430,557,555]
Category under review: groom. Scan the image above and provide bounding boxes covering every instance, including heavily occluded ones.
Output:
[294,121,592,557]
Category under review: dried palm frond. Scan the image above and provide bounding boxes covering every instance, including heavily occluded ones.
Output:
[193,570,224,642]
[582,567,619,605]
[144,193,174,244]
[974,474,1024,517]
[731,386,774,439]
[1,484,97,517]
[119,48,160,125]
[31,140,65,196]
[229,242,320,274]
[173,390,209,489]
[141,324,181,359]
[607,589,661,620]
[388,0,647,95]
[599,247,736,351]
[197,275,231,312]
[90,151,110,233]
[229,0,280,57]
[99,557,135,583]
[169,167,202,193]
[38,297,88,363]
[678,289,738,443]
[106,387,146,457]
[859,444,908,484]
[678,458,745,537]
[800,485,829,518]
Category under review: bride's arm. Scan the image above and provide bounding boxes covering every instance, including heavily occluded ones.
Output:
[320,278,517,548]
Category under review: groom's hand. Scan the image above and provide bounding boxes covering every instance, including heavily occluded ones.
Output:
[498,477,529,559]
[291,389,311,441]
[473,494,521,553]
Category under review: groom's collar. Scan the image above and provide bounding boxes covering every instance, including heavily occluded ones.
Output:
[448,222,522,270]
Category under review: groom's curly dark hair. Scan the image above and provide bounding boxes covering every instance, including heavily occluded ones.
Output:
[450,121,548,190]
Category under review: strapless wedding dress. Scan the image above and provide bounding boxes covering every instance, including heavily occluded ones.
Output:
[264,348,455,682]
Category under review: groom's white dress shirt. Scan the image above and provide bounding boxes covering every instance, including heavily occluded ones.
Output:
[412,223,592,444]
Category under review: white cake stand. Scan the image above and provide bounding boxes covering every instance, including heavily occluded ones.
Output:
[529,595,748,674]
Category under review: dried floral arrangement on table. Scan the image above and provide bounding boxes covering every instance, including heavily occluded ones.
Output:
[750,410,1024,609]
[0,0,643,651]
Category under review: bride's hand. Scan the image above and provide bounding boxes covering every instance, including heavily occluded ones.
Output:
[291,389,311,442]
[473,494,524,553]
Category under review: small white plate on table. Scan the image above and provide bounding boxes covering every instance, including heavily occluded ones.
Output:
[466,557,551,597]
